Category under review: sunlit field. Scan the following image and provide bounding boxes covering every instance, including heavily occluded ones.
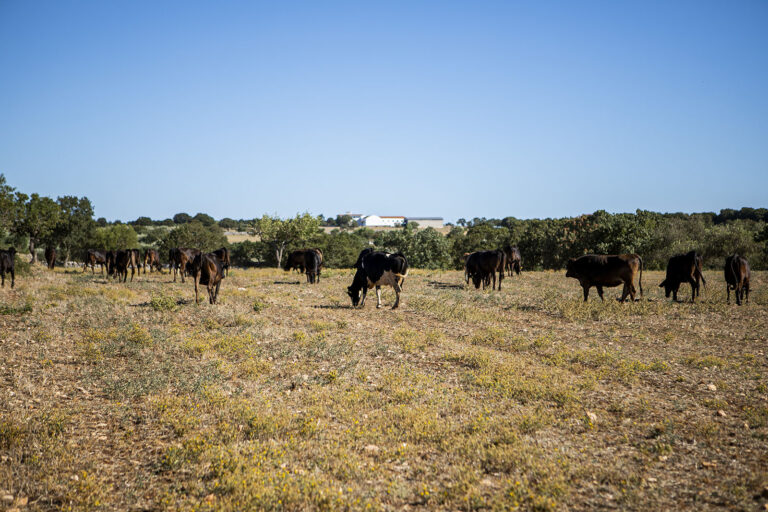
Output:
[1,265,766,511]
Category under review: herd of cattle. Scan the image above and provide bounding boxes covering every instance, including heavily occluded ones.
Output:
[0,244,755,307]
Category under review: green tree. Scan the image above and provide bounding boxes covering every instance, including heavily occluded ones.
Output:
[53,196,96,262]
[160,221,228,257]
[132,216,153,226]
[13,193,61,263]
[90,224,139,251]
[251,213,322,267]
[193,212,216,226]
[173,212,192,224]
[0,174,20,237]
[219,217,238,230]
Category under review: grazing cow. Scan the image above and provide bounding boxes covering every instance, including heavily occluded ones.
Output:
[0,247,16,288]
[503,245,522,276]
[284,250,307,274]
[143,249,163,274]
[566,254,643,302]
[465,250,506,290]
[45,246,56,269]
[170,248,200,283]
[310,248,323,282]
[724,254,750,305]
[304,249,321,284]
[84,249,107,274]
[108,249,139,283]
[212,247,231,277]
[187,252,225,305]
[347,249,408,309]
[659,251,706,302]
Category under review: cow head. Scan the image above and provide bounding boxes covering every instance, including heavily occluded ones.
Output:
[347,285,361,307]
[658,279,672,297]
[565,258,576,278]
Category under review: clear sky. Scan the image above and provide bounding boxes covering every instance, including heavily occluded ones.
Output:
[1,1,766,223]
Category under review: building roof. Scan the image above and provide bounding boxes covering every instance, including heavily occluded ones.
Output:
[380,216,405,219]
[406,217,443,220]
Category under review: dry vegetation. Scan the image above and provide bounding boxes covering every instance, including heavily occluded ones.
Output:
[1,265,767,511]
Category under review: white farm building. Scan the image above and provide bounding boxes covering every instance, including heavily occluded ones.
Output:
[360,215,405,227]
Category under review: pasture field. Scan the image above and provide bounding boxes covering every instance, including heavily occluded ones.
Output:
[1,266,767,511]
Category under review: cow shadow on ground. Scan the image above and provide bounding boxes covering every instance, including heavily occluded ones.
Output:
[312,304,350,310]
[131,298,193,307]
[273,280,302,285]
[426,280,464,290]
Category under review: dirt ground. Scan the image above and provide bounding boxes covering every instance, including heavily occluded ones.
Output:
[1,265,766,511]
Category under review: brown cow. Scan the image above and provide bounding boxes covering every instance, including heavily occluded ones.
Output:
[170,247,200,283]
[45,246,56,269]
[566,254,643,302]
[465,250,506,290]
[84,249,107,274]
[143,249,163,274]
[212,247,230,277]
[724,254,750,305]
[503,245,522,276]
[659,251,706,302]
[187,252,225,305]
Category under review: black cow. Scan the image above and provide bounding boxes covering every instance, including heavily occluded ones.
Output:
[284,250,306,274]
[108,249,138,283]
[503,245,522,276]
[212,247,231,277]
[466,250,506,290]
[347,249,408,309]
[304,249,321,284]
[187,252,225,305]
[566,254,643,302]
[84,249,107,274]
[724,254,750,305]
[45,246,56,269]
[0,247,16,288]
[659,251,706,302]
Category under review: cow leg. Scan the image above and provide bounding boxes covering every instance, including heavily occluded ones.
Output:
[498,270,503,291]
[130,264,135,282]
[9,270,13,289]
[214,280,221,304]
[392,282,402,309]
[360,287,367,307]
[208,282,215,304]
[726,285,730,304]
[376,286,383,308]
[1,271,4,287]
[689,279,697,303]
[194,276,200,305]
[745,282,750,304]
[735,285,742,306]
[582,285,590,302]
[599,285,609,301]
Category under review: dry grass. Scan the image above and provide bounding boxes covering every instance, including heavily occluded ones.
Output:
[1,266,767,510]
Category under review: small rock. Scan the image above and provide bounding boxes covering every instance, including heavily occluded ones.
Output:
[1,495,14,504]
[364,444,380,454]
[706,384,717,391]
[586,411,598,424]
[659,455,668,462]
[647,477,657,483]
[716,410,727,417]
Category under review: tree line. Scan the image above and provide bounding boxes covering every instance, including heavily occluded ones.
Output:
[2,174,767,270]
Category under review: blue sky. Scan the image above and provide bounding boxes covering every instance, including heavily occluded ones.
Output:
[1,1,766,222]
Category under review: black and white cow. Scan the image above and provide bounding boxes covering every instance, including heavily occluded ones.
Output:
[347,249,408,309]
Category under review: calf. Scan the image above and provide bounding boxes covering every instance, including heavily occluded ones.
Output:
[347,249,408,309]
[503,245,522,276]
[659,251,706,302]
[724,254,750,305]
[187,252,225,305]
[45,246,56,269]
[566,254,643,302]
[212,247,231,277]
[0,247,16,288]
[466,250,506,290]
[84,249,107,274]
[143,249,163,274]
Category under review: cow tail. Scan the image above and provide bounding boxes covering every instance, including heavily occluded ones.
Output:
[698,258,707,288]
